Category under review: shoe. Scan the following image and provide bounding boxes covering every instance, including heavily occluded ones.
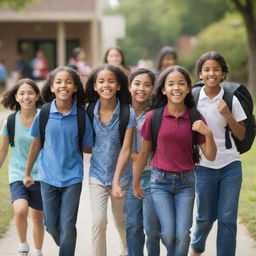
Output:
[18,242,29,256]
[17,251,29,256]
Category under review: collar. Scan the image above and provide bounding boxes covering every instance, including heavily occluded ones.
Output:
[163,105,189,119]
[50,99,77,116]
[199,86,224,101]
[94,99,120,117]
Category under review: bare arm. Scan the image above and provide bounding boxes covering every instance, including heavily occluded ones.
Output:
[0,136,9,168]
[192,120,217,161]
[132,139,151,199]
[217,99,246,140]
[112,127,134,198]
[24,137,41,187]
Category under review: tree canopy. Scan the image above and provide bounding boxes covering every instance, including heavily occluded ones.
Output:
[0,0,37,9]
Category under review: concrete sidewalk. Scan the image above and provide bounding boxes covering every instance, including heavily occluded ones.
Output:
[0,156,256,255]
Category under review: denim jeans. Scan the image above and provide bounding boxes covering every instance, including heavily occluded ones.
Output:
[150,168,195,256]
[191,161,242,256]
[40,182,82,256]
[125,176,160,256]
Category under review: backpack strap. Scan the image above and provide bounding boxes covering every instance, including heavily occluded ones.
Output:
[39,102,51,148]
[192,82,204,105]
[77,105,86,155]
[119,103,130,145]
[7,112,17,147]
[86,101,96,140]
[151,106,164,154]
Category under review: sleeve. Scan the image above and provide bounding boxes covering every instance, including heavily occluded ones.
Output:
[1,119,8,137]
[127,107,137,129]
[82,113,94,147]
[232,96,247,122]
[30,112,41,137]
[141,111,153,141]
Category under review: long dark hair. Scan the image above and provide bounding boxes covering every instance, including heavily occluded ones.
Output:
[41,66,86,105]
[156,46,177,72]
[149,65,195,110]
[1,78,44,111]
[85,64,131,104]
[195,51,229,80]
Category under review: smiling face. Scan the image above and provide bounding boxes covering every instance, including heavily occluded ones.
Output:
[199,59,225,89]
[15,83,39,110]
[50,71,77,103]
[106,49,123,65]
[162,71,190,105]
[161,54,176,70]
[94,70,120,101]
[130,73,154,105]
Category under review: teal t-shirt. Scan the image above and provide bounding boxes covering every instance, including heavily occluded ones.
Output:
[1,111,39,184]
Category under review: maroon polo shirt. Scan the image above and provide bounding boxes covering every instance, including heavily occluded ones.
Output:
[141,106,206,173]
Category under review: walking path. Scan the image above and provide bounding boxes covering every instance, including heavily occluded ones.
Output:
[0,157,256,255]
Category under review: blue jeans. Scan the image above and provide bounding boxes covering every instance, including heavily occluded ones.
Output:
[191,161,242,256]
[150,168,195,256]
[40,182,82,256]
[125,176,160,256]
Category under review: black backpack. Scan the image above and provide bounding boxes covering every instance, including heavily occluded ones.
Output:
[7,112,17,147]
[39,102,86,154]
[150,105,202,163]
[86,101,130,146]
[192,81,256,154]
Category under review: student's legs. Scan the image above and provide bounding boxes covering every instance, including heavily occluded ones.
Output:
[216,161,242,256]
[40,182,61,246]
[174,171,195,256]
[191,165,218,254]
[143,188,161,256]
[89,183,109,256]
[110,189,127,255]
[124,181,144,256]
[30,209,44,251]
[13,199,29,243]
[59,182,82,256]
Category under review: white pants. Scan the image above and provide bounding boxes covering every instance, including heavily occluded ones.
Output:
[89,183,127,256]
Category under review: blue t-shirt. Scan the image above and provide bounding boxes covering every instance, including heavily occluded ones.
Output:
[31,100,94,187]
[89,99,136,187]
[1,110,39,184]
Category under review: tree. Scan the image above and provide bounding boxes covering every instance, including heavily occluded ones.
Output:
[0,0,37,9]
[230,0,256,97]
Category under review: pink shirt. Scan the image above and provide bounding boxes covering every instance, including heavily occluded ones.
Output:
[141,106,206,173]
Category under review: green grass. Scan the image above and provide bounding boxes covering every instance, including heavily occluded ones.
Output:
[239,140,256,239]
[0,142,13,236]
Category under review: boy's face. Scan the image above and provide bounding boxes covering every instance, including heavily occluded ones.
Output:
[130,73,153,104]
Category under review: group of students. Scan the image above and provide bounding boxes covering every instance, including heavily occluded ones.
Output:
[0,49,247,256]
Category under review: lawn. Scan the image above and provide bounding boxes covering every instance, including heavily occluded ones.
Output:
[239,140,256,239]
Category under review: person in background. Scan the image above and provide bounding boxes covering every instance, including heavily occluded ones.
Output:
[155,46,177,77]
[0,59,7,90]
[31,51,49,80]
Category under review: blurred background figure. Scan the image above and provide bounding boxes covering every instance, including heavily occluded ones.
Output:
[0,59,7,90]
[104,46,130,74]
[15,53,33,80]
[69,47,91,85]
[155,46,177,77]
[31,50,49,80]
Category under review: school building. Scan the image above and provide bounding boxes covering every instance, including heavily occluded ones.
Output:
[0,0,125,71]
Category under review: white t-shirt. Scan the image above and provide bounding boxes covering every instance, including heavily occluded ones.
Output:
[197,86,247,169]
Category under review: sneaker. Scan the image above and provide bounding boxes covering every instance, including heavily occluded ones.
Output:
[18,242,29,256]
[17,251,29,256]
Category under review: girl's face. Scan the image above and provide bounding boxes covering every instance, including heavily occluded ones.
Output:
[130,74,153,104]
[94,70,120,101]
[51,71,77,102]
[15,83,39,110]
[199,59,225,88]
[162,54,176,70]
[162,71,190,105]
[106,49,123,65]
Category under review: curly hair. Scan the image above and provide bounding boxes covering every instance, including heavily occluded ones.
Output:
[195,51,229,80]
[1,78,44,111]
[84,64,131,104]
[149,65,195,110]
[41,66,86,105]
[129,68,156,86]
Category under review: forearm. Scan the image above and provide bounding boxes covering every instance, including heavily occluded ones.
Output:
[203,132,217,161]
[133,150,148,185]
[0,137,9,168]
[25,139,41,176]
[226,116,245,140]
[0,149,8,168]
